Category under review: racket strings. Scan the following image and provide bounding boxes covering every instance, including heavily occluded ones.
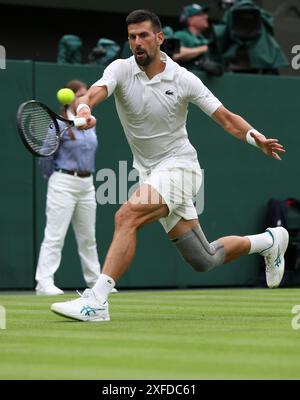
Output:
[19,103,58,156]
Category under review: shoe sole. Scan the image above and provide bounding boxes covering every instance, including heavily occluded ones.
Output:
[51,307,110,322]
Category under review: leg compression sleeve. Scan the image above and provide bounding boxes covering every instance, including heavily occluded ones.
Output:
[172,225,225,272]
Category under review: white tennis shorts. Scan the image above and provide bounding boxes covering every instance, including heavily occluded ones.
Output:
[139,160,202,233]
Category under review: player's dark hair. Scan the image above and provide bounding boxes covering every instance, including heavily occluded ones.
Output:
[126,9,162,33]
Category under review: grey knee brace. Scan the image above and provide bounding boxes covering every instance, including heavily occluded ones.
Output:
[172,225,225,273]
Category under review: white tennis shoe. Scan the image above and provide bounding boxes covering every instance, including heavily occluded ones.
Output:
[51,289,110,322]
[261,227,289,288]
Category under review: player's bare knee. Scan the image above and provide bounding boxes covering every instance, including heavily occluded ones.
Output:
[114,203,140,231]
[114,206,131,230]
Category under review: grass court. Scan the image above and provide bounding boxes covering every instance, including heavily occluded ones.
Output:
[0,288,299,379]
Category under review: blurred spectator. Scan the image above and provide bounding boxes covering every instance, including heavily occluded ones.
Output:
[161,26,181,58]
[57,34,82,64]
[88,38,120,66]
[173,4,210,68]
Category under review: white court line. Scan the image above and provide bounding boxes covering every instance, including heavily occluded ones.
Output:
[0,305,6,329]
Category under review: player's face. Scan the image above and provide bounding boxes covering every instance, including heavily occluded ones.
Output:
[128,21,163,66]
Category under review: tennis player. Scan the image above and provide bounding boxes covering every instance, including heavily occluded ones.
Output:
[51,10,288,321]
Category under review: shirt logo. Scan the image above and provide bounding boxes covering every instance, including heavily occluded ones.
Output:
[165,90,174,96]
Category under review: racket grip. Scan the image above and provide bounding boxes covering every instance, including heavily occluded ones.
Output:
[74,117,86,127]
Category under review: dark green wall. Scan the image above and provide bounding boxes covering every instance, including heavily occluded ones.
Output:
[1,60,299,289]
[0,61,34,288]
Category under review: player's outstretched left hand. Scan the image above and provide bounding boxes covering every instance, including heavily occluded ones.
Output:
[251,131,286,161]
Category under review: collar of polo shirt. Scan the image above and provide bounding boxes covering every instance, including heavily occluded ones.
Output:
[133,51,175,81]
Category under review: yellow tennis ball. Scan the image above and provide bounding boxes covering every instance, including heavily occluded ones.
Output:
[56,88,75,105]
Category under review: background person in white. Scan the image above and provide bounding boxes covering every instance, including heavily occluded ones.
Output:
[36,80,101,296]
[51,10,288,321]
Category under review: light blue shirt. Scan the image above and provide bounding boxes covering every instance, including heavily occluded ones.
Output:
[39,120,98,179]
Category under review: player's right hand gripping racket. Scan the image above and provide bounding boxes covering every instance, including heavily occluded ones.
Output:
[17,100,87,157]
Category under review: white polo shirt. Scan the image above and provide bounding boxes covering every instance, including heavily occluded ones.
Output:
[92,52,222,172]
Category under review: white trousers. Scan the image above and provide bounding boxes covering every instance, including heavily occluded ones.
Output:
[35,171,101,289]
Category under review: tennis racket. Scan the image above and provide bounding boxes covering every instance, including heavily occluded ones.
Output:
[17,100,87,157]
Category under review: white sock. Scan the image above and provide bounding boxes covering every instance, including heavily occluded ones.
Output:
[246,231,274,254]
[92,274,115,304]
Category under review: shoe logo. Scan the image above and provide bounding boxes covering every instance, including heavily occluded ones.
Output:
[80,305,105,316]
[274,245,281,268]
[165,90,174,95]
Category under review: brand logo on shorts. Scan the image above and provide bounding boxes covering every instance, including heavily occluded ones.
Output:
[165,90,174,95]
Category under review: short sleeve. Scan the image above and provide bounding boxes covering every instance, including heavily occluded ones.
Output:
[183,70,222,116]
[92,59,125,97]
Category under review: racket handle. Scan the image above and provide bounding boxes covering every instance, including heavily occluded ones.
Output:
[74,117,86,127]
